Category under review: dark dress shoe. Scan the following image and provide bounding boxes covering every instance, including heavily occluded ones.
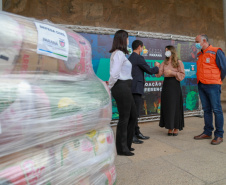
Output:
[194,133,212,140]
[211,137,223,145]
[136,133,150,140]
[173,133,178,136]
[117,151,134,156]
[129,148,135,151]
[132,136,143,144]
[168,133,173,136]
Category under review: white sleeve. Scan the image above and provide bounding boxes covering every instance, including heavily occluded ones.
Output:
[108,51,125,89]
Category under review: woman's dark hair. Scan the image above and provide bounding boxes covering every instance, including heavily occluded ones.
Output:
[109,30,129,54]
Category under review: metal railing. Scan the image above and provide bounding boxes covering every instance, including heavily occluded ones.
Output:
[62,24,195,42]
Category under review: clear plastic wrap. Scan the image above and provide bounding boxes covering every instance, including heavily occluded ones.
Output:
[0,126,116,185]
[0,77,112,157]
[78,165,116,185]
[0,11,115,185]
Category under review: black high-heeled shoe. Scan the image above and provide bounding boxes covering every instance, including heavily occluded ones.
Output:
[168,129,173,136]
[129,148,135,151]
[117,151,134,156]
[173,129,179,136]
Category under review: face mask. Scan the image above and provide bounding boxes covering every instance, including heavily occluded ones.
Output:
[195,43,202,50]
[165,50,171,57]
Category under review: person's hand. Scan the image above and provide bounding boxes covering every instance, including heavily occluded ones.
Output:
[164,69,172,76]
[155,62,160,68]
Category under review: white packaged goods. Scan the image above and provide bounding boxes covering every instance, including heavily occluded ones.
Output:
[0,11,116,185]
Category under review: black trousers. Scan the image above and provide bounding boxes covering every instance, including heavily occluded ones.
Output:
[111,80,137,153]
[133,93,142,135]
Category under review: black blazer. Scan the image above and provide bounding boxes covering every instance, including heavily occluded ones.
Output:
[129,52,159,95]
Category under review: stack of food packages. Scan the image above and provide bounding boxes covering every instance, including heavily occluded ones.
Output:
[0,11,116,185]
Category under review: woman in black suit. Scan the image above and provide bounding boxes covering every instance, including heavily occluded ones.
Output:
[108,30,137,156]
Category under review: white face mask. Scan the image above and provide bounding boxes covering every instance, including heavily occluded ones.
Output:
[165,50,171,57]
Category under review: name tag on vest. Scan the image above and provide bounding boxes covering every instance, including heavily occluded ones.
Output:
[206,58,210,63]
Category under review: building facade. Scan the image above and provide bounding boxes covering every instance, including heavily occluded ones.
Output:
[3,0,226,99]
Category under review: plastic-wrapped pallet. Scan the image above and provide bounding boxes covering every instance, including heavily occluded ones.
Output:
[0,77,112,157]
[0,11,116,185]
[0,126,116,185]
[77,165,116,185]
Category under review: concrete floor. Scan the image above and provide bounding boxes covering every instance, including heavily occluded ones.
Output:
[112,113,226,185]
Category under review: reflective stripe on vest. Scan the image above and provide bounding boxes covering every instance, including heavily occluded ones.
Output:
[197,52,202,57]
[196,45,222,85]
[205,50,216,55]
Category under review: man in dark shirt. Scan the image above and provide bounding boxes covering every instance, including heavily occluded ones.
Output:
[216,48,226,80]
[129,40,160,144]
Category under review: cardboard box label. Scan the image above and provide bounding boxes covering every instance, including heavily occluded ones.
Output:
[35,22,69,61]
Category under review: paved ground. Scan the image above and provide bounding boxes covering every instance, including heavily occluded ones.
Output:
[112,113,226,185]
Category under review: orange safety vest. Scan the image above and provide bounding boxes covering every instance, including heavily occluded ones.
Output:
[196,45,222,84]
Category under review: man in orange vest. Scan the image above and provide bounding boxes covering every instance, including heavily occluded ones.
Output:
[194,34,226,145]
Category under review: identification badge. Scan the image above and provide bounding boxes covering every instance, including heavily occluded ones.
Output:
[206,58,210,63]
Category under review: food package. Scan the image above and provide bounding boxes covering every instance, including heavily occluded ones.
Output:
[0,10,115,185]
[0,126,116,185]
[0,77,111,157]
[0,14,23,75]
[0,11,112,157]
[49,126,115,184]
[77,165,117,185]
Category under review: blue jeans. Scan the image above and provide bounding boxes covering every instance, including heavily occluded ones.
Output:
[198,83,224,138]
